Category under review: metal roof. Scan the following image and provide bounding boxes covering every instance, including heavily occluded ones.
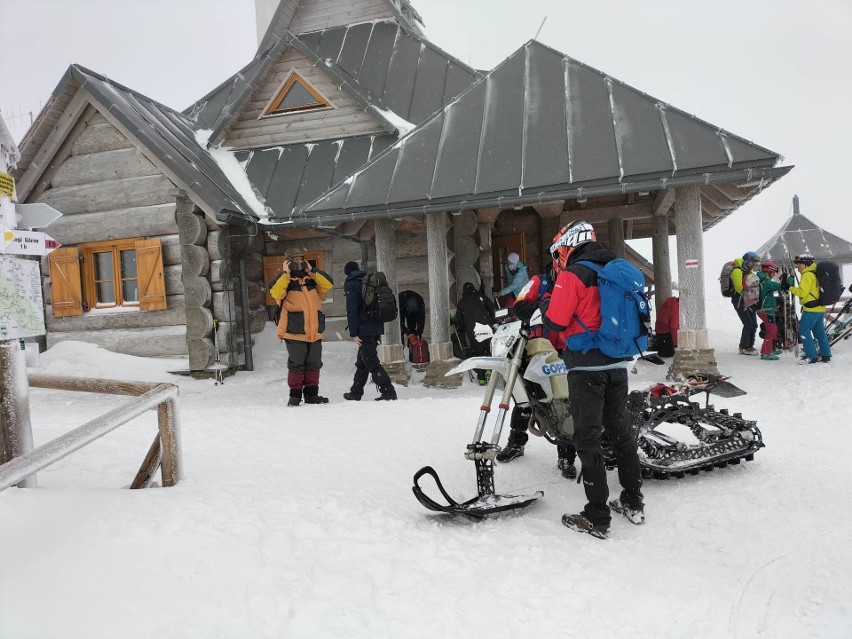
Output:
[296,20,480,126]
[31,66,257,221]
[185,19,479,144]
[300,40,786,221]
[758,205,852,266]
[233,133,396,220]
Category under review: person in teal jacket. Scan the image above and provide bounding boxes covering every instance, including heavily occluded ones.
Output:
[787,254,831,364]
[755,261,783,360]
[498,252,529,308]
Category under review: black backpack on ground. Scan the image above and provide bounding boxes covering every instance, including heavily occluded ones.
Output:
[363,272,398,322]
[804,261,844,308]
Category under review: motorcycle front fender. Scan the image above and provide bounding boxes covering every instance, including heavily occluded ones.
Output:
[445,357,511,377]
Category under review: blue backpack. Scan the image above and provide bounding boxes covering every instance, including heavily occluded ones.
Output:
[569,259,651,359]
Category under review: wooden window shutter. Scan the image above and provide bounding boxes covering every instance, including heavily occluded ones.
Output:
[48,247,84,317]
[135,239,167,311]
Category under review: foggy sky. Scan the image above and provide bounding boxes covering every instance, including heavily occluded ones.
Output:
[3,0,851,282]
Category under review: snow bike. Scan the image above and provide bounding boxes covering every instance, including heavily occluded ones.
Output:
[614,375,765,479]
[412,309,565,518]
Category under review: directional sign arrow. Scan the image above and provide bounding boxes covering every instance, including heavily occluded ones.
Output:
[15,203,63,229]
[0,225,61,256]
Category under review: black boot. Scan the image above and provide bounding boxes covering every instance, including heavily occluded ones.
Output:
[344,390,363,401]
[557,443,577,479]
[303,386,329,404]
[288,388,302,407]
[375,386,397,401]
[497,429,529,463]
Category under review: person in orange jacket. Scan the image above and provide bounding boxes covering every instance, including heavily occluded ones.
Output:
[269,249,334,406]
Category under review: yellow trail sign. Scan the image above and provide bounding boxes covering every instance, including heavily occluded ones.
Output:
[0,171,14,199]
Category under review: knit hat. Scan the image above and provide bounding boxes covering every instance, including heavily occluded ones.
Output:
[507,252,520,265]
[283,247,308,259]
[344,261,359,275]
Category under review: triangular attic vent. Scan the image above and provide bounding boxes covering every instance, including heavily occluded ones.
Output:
[264,73,331,116]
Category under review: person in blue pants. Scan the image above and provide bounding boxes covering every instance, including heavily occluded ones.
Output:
[786,254,832,364]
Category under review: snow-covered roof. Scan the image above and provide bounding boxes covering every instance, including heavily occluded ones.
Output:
[758,200,852,266]
[298,40,790,225]
[14,65,258,223]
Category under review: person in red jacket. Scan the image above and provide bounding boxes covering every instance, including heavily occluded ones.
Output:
[499,267,577,479]
[654,296,679,358]
[543,220,644,539]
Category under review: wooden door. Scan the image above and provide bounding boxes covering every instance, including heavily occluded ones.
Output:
[491,233,525,292]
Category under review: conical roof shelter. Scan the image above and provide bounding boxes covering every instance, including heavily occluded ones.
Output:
[758,196,852,267]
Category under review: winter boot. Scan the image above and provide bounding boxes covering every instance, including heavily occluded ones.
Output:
[303,386,329,404]
[288,388,302,407]
[609,497,645,525]
[820,356,831,363]
[375,387,397,401]
[496,429,528,463]
[343,391,362,401]
[562,513,609,540]
[760,353,779,361]
[558,458,577,479]
[739,347,758,356]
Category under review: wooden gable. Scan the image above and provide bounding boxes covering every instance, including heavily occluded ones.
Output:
[289,0,395,34]
[223,46,386,149]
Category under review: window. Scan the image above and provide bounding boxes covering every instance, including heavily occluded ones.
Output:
[48,238,167,317]
[263,72,331,117]
[85,240,140,309]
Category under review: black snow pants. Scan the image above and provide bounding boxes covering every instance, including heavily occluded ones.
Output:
[350,336,393,395]
[567,368,643,527]
[732,294,757,350]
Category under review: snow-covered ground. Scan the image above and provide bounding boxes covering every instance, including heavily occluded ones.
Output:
[2,295,851,638]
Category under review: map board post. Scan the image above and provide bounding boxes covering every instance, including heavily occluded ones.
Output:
[0,254,42,486]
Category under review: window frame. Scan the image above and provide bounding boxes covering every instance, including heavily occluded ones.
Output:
[260,70,333,118]
[80,237,144,311]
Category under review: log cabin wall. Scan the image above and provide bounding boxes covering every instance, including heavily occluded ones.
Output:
[222,47,386,149]
[289,0,395,34]
[266,226,434,341]
[37,111,189,357]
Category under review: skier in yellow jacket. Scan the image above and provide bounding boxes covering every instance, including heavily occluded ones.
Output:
[786,253,831,364]
[269,250,334,405]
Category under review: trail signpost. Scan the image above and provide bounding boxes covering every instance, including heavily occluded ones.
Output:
[0,226,60,256]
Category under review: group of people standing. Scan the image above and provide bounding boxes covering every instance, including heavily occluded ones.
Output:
[728,251,832,364]
[270,227,646,540]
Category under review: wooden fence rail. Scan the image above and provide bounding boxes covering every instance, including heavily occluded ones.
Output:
[0,374,182,492]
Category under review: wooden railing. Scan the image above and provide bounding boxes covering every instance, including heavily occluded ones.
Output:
[0,375,182,492]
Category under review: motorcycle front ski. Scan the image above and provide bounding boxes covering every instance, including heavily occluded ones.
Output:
[412,466,543,518]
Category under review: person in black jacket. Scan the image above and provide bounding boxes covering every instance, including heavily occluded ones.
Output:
[399,290,426,338]
[342,261,397,401]
[455,282,496,384]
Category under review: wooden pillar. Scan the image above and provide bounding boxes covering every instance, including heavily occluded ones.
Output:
[608,218,625,258]
[424,213,461,387]
[0,341,36,487]
[652,212,673,308]
[374,219,404,365]
[671,186,718,378]
[477,223,494,295]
